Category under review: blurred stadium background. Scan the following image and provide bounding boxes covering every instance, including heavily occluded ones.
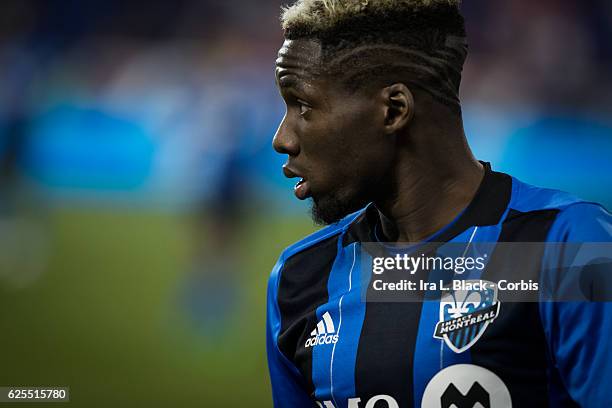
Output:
[0,0,610,406]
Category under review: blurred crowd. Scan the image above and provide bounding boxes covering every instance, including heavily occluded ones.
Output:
[0,0,285,208]
[462,0,612,111]
[0,0,610,210]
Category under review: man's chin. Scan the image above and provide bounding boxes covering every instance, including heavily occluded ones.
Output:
[309,193,368,226]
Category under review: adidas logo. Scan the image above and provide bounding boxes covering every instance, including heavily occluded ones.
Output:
[305,312,339,348]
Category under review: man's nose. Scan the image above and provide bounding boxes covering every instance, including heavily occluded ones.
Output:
[273,115,300,156]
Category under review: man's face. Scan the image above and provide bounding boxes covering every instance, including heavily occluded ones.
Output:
[273,38,395,225]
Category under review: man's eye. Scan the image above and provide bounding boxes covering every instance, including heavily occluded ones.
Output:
[297,100,312,117]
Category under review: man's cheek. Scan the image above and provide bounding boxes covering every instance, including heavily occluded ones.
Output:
[330,169,357,194]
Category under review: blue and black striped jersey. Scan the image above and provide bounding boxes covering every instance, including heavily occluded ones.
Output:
[266,163,612,407]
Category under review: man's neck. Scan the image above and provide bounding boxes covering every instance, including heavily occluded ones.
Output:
[375,126,484,243]
[377,162,484,242]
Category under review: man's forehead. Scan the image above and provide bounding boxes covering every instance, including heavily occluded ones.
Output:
[275,38,323,78]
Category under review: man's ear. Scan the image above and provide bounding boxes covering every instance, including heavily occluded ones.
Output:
[381,83,414,134]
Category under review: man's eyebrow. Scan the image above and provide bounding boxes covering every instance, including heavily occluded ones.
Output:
[278,75,297,88]
[277,73,307,92]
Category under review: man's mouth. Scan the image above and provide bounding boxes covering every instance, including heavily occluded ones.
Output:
[294,178,312,200]
[283,165,312,200]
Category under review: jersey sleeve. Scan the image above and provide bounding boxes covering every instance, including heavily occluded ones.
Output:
[266,258,314,408]
[539,203,612,406]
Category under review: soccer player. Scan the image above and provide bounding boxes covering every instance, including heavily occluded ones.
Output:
[266,1,612,407]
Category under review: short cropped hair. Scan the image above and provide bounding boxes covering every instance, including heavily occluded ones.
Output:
[281,0,467,113]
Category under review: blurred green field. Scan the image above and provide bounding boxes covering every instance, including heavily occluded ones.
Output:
[0,208,316,407]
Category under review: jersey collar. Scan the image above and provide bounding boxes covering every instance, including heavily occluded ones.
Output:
[343,162,512,246]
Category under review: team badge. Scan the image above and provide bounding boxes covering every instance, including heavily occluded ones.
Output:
[434,280,500,353]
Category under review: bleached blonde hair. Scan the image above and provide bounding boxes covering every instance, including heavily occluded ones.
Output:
[282,0,461,33]
[278,0,466,112]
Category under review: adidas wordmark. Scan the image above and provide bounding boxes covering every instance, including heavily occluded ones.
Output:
[305,312,339,348]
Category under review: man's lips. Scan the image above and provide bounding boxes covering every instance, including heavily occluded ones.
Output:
[282,165,312,200]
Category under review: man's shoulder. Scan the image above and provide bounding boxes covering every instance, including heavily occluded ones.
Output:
[508,176,611,241]
[268,209,365,292]
[509,176,588,212]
